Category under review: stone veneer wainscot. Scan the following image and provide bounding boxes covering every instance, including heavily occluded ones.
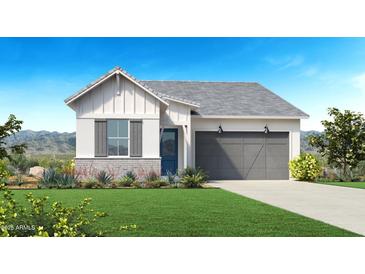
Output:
[75,158,161,179]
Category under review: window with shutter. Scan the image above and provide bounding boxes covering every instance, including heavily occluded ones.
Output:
[107,120,129,156]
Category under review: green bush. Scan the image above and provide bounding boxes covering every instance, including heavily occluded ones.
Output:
[0,183,106,237]
[142,179,169,188]
[179,167,208,188]
[39,168,78,189]
[289,153,321,181]
[9,154,39,174]
[0,160,10,179]
[144,170,159,182]
[118,171,137,187]
[82,178,103,189]
[96,171,113,185]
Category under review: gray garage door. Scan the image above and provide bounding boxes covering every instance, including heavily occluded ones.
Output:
[195,132,289,180]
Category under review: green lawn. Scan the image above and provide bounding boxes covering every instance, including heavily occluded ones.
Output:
[314,181,365,190]
[12,189,358,236]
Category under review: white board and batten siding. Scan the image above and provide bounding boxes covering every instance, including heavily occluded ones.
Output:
[161,100,191,126]
[74,75,160,158]
[75,75,160,118]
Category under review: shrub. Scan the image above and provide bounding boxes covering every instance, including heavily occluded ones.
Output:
[143,179,168,189]
[118,171,137,187]
[131,181,142,188]
[0,183,107,237]
[56,173,79,189]
[96,171,113,185]
[289,153,321,181]
[39,168,59,188]
[82,178,103,189]
[144,170,159,182]
[0,160,10,179]
[166,171,179,185]
[39,168,78,189]
[179,167,208,188]
[62,159,75,175]
[8,154,39,174]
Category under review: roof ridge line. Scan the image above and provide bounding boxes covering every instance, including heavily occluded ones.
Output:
[141,80,259,84]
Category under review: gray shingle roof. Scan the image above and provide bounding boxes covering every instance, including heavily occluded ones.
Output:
[64,67,199,107]
[141,80,308,118]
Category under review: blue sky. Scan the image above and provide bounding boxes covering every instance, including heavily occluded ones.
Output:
[0,37,364,132]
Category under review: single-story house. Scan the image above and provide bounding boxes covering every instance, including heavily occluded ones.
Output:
[65,66,308,180]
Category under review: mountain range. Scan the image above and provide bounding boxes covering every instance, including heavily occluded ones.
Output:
[5,130,320,155]
[5,130,76,155]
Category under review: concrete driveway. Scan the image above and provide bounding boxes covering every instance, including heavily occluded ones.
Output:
[208,180,365,235]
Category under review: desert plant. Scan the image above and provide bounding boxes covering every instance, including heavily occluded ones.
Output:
[131,181,142,188]
[39,168,59,188]
[142,179,169,188]
[166,171,179,185]
[144,170,159,182]
[56,173,78,188]
[179,167,208,188]
[0,183,107,237]
[82,178,103,189]
[118,171,137,187]
[96,170,113,185]
[289,153,321,181]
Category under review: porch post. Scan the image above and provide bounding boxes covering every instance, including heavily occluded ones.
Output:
[182,124,191,168]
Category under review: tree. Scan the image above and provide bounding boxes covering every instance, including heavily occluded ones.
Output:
[0,114,27,160]
[308,108,365,181]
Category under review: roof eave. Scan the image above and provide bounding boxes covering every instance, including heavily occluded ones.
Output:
[64,68,169,106]
[192,115,310,119]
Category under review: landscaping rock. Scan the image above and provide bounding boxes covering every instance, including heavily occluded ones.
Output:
[29,166,45,178]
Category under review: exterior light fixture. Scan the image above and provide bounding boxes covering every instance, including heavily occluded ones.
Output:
[218,125,224,134]
[116,73,121,96]
[264,124,270,134]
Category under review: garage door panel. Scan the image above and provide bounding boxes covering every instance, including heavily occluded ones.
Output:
[195,131,289,180]
[220,143,243,156]
[219,155,242,169]
[267,132,289,144]
[219,134,243,144]
[196,133,219,144]
[196,156,219,169]
[266,168,289,180]
[197,144,222,156]
[243,144,266,169]
[217,169,243,180]
[267,145,289,157]
[242,132,266,143]
[244,168,266,180]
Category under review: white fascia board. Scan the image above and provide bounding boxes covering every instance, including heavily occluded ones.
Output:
[117,70,169,106]
[165,97,200,109]
[65,70,169,106]
[192,115,309,119]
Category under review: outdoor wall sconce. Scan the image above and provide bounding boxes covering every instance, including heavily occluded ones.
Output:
[218,125,224,134]
[264,124,270,134]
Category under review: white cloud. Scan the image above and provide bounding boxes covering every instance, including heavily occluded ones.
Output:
[301,66,318,77]
[352,72,365,94]
[279,55,304,70]
[265,55,304,71]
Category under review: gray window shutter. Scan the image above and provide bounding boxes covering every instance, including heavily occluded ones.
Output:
[95,120,107,157]
[130,120,142,157]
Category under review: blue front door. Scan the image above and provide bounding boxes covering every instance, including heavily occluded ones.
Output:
[160,128,178,175]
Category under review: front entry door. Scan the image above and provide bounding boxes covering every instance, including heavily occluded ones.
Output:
[160,128,178,175]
